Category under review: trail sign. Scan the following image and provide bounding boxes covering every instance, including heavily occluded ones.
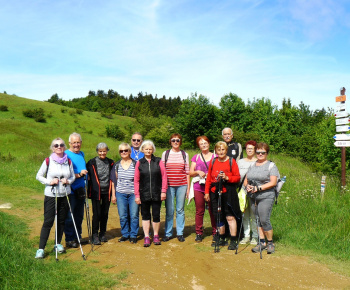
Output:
[336,103,346,111]
[335,111,348,118]
[333,134,350,140]
[334,141,350,147]
[336,95,347,102]
[336,118,350,125]
[336,125,350,132]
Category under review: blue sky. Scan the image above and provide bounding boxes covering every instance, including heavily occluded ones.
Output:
[1,0,350,110]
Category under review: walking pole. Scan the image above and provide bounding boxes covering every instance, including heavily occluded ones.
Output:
[214,175,223,253]
[84,175,93,252]
[52,185,59,262]
[64,184,86,260]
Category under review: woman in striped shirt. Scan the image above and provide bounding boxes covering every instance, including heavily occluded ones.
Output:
[111,143,139,244]
[161,133,190,242]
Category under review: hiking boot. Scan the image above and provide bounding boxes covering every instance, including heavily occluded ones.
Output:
[239,237,250,244]
[35,249,44,259]
[177,235,185,242]
[130,237,137,244]
[251,243,266,253]
[99,235,108,243]
[153,235,161,245]
[228,239,238,250]
[53,244,65,254]
[195,234,203,242]
[250,237,258,245]
[93,235,101,245]
[219,237,228,246]
[266,242,275,254]
[118,236,129,242]
[144,237,151,247]
[66,240,78,248]
[163,236,172,242]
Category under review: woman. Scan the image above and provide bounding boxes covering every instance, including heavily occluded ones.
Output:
[162,133,190,242]
[35,138,75,258]
[204,141,241,250]
[237,140,258,245]
[189,136,216,242]
[244,142,279,254]
[87,142,114,245]
[111,143,139,244]
[134,140,167,247]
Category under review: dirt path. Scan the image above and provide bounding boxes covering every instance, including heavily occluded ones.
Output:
[3,198,350,289]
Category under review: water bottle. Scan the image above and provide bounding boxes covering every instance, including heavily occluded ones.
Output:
[281,176,286,183]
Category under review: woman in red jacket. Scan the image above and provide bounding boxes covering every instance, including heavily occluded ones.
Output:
[204,141,241,250]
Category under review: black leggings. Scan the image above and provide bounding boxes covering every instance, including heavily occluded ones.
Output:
[91,194,111,236]
[140,200,162,222]
[39,196,68,249]
[209,191,233,227]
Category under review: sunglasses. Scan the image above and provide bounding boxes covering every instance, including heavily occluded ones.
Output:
[132,139,141,142]
[171,139,181,143]
[119,149,129,153]
[256,151,267,155]
[53,144,65,148]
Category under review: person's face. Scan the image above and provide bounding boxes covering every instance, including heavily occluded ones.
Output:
[69,136,81,153]
[98,148,108,160]
[52,141,65,154]
[246,145,255,158]
[119,146,131,158]
[171,136,181,149]
[142,145,154,157]
[216,145,227,159]
[198,139,209,152]
[131,134,142,150]
[256,148,268,162]
[222,129,233,143]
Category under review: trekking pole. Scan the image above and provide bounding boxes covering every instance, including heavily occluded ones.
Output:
[214,175,223,253]
[52,184,59,262]
[84,175,93,252]
[63,184,86,260]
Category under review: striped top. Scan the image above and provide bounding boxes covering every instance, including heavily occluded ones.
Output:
[161,150,189,187]
[116,162,135,194]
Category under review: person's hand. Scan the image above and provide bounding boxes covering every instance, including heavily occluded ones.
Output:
[80,170,88,177]
[197,170,206,178]
[111,196,117,204]
[60,178,68,185]
[204,193,210,202]
[135,198,141,205]
[218,171,228,181]
[50,178,59,185]
[161,192,166,201]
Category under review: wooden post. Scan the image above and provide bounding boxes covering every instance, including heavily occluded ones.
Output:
[340,87,346,187]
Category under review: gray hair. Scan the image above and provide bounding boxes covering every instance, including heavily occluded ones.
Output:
[118,142,131,153]
[69,132,82,143]
[50,137,66,152]
[140,140,156,153]
[96,142,109,152]
[222,127,233,135]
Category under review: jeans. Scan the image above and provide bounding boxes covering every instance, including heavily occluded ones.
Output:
[116,192,139,238]
[64,194,85,242]
[165,185,187,237]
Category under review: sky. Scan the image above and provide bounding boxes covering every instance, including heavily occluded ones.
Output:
[1,0,350,111]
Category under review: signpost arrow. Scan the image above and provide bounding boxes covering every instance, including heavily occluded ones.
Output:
[336,118,350,125]
[333,134,350,140]
[335,111,349,118]
[334,141,350,147]
[336,125,350,132]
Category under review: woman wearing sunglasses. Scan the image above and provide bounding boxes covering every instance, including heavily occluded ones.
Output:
[110,143,139,244]
[244,142,279,254]
[162,133,190,242]
[35,138,75,258]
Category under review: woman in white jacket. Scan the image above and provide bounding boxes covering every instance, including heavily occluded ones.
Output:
[35,138,75,259]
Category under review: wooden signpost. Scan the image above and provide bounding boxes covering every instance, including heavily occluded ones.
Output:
[335,87,347,186]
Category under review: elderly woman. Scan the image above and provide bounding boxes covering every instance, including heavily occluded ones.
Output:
[162,133,190,242]
[237,140,258,245]
[35,138,75,259]
[134,140,167,247]
[204,141,241,250]
[111,143,139,244]
[189,136,216,242]
[244,142,279,254]
[86,143,114,245]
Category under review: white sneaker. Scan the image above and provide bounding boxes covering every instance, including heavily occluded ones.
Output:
[53,244,65,254]
[35,249,44,259]
[239,237,250,244]
[250,237,258,245]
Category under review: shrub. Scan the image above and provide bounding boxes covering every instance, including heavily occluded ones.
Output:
[22,108,46,123]
[0,105,8,111]
[76,109,83,115]
[106,125,125,140]
[61,108,67,113]
[101,112,113,119]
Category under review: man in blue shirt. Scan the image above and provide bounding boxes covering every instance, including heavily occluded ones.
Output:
[64,132,88,248]
[130,132,145,161]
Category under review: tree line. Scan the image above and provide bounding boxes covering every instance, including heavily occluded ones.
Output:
[47,91,343,174]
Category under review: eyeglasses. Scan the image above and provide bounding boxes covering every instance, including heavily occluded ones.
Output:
[53,144,65,148]
[256,151,267,155]
[119,149,129,153]
[132,139,141,142]
[171,139,181,143]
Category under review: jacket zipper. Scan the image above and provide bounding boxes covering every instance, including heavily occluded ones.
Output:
[149,162,152,199]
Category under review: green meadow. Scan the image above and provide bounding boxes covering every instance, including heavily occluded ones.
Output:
[1,93,350,288]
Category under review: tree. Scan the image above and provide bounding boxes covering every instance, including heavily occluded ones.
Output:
[219,93,248,131]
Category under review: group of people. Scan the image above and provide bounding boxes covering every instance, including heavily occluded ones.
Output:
[35,128,280,258]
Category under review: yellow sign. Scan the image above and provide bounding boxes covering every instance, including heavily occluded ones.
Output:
[336,95,346,102]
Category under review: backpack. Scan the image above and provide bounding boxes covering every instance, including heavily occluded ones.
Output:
[45,157,72,177]
[268,161,285,205]
[211,156,233,172]
[164,149,187,169]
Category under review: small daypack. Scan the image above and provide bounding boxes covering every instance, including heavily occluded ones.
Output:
[211,156,233,172]
[45,157,72,177]
[268,161,285,205]
[164,149,187,169]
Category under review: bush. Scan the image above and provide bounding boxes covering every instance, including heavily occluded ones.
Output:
[0,105,8,111]
[76,109,83,115]
[101,112,113,119]
[22,108,46,123]
[61,108,67,113]
[106,125,125,140]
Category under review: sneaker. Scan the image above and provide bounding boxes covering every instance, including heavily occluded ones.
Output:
[35,249,44,259]
[130,237,137,244]
[219,238,228,246]
[266,242,275,254]
[93,235,101,245]
[228,239,238,250]
[251,243,266,253]
[118,236,129,242]
[195,234,203,242]
[177,235,185,242]
[163,236,172,242]
[144,237,151,247]
[100,235,108,243]
[53,244,65,254]
[250,237,258,245]
[153,235,161,245]
[239,237,250,244]
[66,240,78,248]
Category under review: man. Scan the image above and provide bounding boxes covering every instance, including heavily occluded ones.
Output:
[130,132,145,161]
[64,132,88,248]
[222,128,243,161]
